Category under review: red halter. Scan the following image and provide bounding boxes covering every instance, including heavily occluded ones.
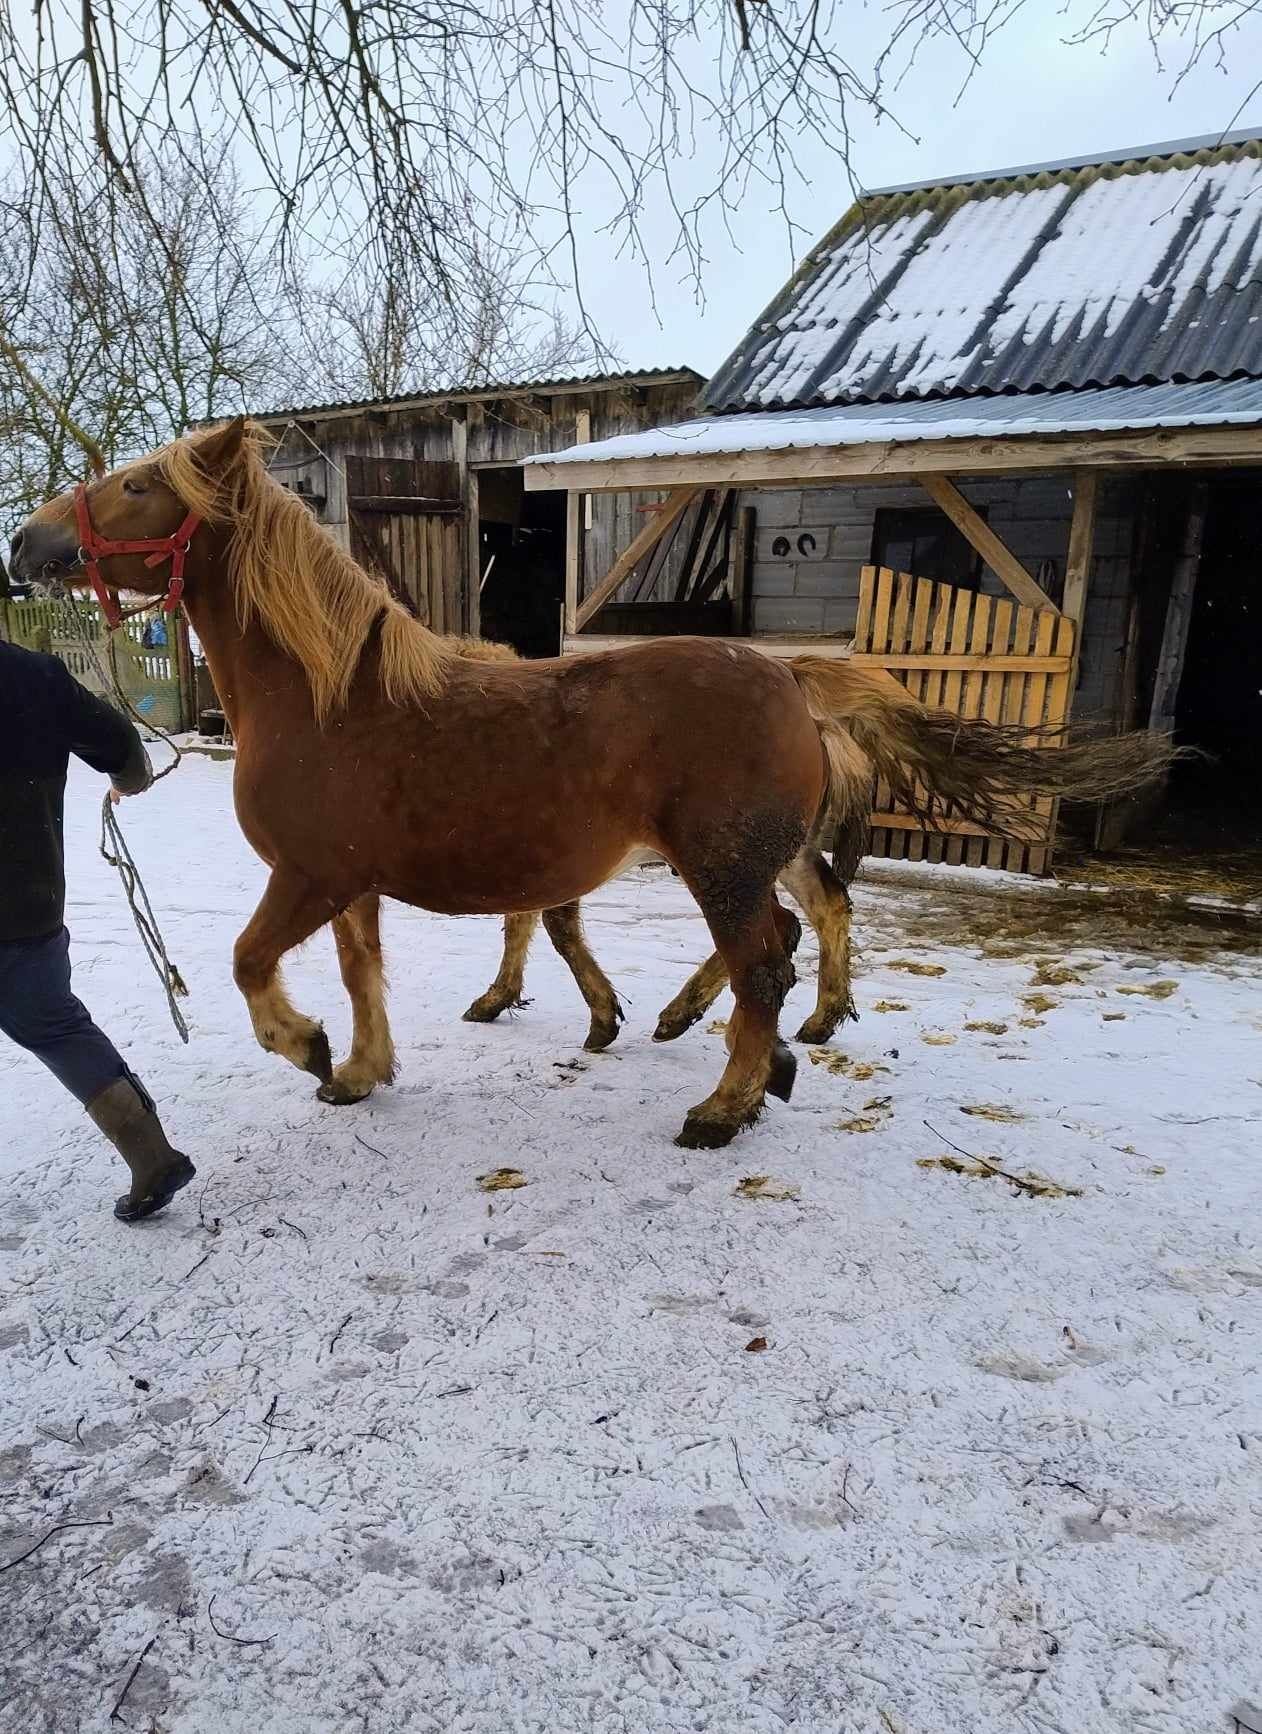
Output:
[73,482,201,631]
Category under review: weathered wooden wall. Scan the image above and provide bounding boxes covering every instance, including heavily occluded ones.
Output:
[261,377,702,629]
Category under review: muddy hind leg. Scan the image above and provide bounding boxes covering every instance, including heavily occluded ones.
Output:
[233,868,335,1086]
[675,894,798,1150]
[540,903,624,1051]
[655,899,800,1043]
[779,848,857,1044]
[463,912,540,1023]
[320,894,398,1105]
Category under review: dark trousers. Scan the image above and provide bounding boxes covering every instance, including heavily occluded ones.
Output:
[0,927,126,1106]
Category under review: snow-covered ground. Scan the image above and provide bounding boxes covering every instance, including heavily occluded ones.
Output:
[3,756,1261,1734]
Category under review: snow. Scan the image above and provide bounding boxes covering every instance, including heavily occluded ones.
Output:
[527,378,1262,471]
[3,755,1262,1733]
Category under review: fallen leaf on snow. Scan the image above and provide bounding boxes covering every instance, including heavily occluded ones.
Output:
[735,1175,800,1203]
[921,1032,957,1046]
[1031,962,1083,987]
[1102,1012,1126,1021]
[887,959,946,977]
[1116,980,1179,1000]
[1023,993,1058,1015]
[872,1000,909,1013]
[964,1020,1008,1035]
[744,1336,769,1353]
[960,1103,1024,1123]
[1018,1017,1045,1029]
[864,1096,893,1111]
[477,1168,527,1192]
[1148,1166,1166,1176]
[916,1155,1081,1199]
[837,1116,882,1134]
[706,1019,728,1034]
[808,1049,889,1080]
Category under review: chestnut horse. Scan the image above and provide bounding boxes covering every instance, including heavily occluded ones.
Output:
[12,419,1173,1148]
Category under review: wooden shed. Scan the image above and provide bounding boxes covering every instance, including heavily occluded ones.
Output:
[527,132,1262,876]
[251,368,701,657]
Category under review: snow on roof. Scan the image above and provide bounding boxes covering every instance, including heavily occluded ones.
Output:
[525,378,1262,468]
[704,136,1262,413]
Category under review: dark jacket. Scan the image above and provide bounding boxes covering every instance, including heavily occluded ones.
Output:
[0,640,152,942]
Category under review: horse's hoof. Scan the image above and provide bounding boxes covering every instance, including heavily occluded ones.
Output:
[795,1014,837,1045]
[654,1007,698,1043]
[767,1041,797,1102]
[317,1077,373,1106]
[462,993,527,1024]
[584,1001,625,1052]
[302,1028,333,1084]
[675,1110,737,1150]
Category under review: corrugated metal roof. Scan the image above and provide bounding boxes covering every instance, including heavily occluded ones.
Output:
[528,378,1262,468]
[253,367,703,425]
[704,136,1262,413]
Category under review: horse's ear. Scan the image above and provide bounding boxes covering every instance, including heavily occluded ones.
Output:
[196,415,247,475]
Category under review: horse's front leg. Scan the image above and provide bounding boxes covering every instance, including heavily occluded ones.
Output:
[321,893,398,1105]
[233,868,336,1086]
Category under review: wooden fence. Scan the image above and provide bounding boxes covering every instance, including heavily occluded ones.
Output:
[0,597,193,735]
[851,564,1075,875]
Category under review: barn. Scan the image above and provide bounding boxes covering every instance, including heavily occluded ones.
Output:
[251,368,701,658]
[527,131,1262,879]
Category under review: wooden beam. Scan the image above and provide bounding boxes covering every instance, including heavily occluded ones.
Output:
[574,488,700,631]
[562,409,593,636]
[1062,469,1098,627]
[919,473,1052,611]
[1149,480,1208,735]
[523,423,1262,494]
[563,631,852,661]
[729,504,755,634]
[350,494,462,515]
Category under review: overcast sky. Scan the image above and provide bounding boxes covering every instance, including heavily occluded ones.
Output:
[574,11,1262,378]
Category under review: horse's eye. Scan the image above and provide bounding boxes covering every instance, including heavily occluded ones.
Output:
[122,475,149,496]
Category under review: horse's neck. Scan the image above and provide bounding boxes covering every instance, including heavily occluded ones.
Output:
[184,573,304,736]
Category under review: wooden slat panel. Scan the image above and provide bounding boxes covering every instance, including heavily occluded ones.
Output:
[983,599,1014,868]
[1003,604,1036,872]
[871,567,895,654]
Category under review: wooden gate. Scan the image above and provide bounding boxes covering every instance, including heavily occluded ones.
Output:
[0,597,192,734]
[346,456,465,632]
[851,564,1075,875]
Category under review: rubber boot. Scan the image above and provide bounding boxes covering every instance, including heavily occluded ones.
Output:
[85,1072,196,1223]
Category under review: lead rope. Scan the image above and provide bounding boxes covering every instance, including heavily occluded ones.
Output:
[59,589,191,1042]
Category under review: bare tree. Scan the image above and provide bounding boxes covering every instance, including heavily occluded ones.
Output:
[0,148,298,520]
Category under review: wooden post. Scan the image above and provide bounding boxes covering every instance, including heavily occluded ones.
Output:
[1149,479,1208,735]
[576,408,592,533]
[563,410,593,636]
[1061,469,1098,630]
[574,488,701,632]
[729,503,755,634]
[920,474,1055,612]
[451,413,478,637]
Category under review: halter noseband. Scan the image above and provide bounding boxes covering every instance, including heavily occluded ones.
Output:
[73,482,201,631]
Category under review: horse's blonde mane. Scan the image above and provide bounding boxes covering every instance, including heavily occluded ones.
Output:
[156,422,451,721]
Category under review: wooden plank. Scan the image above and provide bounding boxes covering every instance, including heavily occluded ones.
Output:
[922,582,954,864]
[1023,605,1060,876]
[939,585,974,866]
[350,495,462,515]
[920,473,1053,612]
[850,651,1070,673]
[1149,480,1208,735]
[564,492,582,635]
[956,593,991,867]
[729,505,755,634]
[1002,604,1036,872]
[980,598,1013,868]
[575,487,700,631]
[523,423,1262,495]
[562,633,852,660]
[1033,612,1079,874]
[1061,468,1098,628]
[854,564,877,649]
[890,570,915,655]
[871,812,1045,838]
[871,567,895,655]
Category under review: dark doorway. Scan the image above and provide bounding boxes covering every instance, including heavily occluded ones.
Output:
[871,506,984,589]
[476,468,565,657]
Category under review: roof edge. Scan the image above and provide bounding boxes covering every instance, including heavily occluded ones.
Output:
[252,367,704,427]
[863,125,1262,197]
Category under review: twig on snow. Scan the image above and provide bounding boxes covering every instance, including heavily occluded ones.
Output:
[1,1513,113,1573]
[109,1631,159,1722]
[207,1592,275,1646]
[730,1435,771,1522]
[328,1312,354,1356]
[922,1121,1078,1200]
[180,1254,211,1284]
[243,1394,279,1485]
[354,1134,390,1161]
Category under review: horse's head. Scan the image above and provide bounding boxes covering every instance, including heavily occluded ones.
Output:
[9,418,246,597]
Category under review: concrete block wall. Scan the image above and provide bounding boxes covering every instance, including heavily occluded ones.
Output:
[745,474,1139,720]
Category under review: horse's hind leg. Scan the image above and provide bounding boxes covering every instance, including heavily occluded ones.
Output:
[779,848,857,1044]
[233,868,335,1085]
[675,892,798,1150]
[463,912,539,1023]
[655,898,802,1044]
[540,903,624,1051]
[320,894,397,1106]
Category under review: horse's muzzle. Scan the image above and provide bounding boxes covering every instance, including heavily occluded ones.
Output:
[9,524,82,585]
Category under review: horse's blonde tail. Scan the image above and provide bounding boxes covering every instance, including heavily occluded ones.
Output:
[791,656,1178,838]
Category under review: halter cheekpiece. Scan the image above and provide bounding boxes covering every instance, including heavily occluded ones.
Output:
[73,482,201,630]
